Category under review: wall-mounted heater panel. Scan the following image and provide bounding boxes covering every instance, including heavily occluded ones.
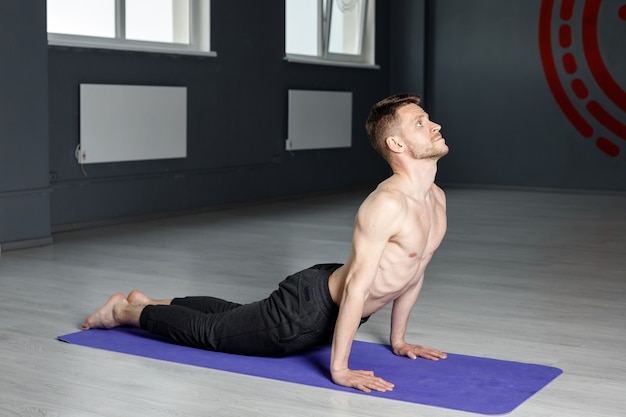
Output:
[78,84,187,164]
[286,90,352,151]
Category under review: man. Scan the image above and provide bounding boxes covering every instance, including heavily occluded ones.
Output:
[82,93,449,393]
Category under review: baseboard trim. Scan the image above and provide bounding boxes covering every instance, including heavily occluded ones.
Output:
[0,236,54,252]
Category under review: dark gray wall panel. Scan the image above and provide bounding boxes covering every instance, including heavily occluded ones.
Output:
[0,191,51,245]
[389,0,426,97]
[0,1,51,245]
[425,0,625,190]
[48,2,392,226]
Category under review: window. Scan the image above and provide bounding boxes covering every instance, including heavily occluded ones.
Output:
[47,0,213,56]
[285,0,376,68]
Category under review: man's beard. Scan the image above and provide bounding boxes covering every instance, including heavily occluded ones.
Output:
[409,142,449,161]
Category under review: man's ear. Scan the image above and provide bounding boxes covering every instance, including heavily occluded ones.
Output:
[385,135,405,154]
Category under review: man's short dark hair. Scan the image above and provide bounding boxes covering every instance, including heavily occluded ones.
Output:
[365,93,421,160]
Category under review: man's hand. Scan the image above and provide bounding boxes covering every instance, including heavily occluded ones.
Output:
[331,368,395,393]
[392,342,448,361]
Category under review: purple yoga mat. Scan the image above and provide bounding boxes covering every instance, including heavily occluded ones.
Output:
[58,327,562,414]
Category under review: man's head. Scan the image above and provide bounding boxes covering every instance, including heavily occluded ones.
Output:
[366,93,422,160]
[366,93,447,163]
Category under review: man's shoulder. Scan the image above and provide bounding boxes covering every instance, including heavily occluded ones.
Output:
[431,184,447,204]
[363,186,407,213]
[431,183,445,194]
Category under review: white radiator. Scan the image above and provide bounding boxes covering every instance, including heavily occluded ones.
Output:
[78,84,187,164]
[286,90,352,151]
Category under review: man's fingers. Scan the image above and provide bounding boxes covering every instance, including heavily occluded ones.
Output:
[421,349,447,360]
[396,344,448,361]
[358,377,394,393]
[332,368,394,393]
[427,349,448,359]
[352,370,394,393]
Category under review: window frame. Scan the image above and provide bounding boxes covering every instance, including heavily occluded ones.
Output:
[47,0,215,57]
[285,0,378,69]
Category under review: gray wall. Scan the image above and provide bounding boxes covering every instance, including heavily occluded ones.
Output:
[0,2,51,247]
[423,0,626,190]
[47,2,392,227]
[389,0,426,96]
[2,1,624,247]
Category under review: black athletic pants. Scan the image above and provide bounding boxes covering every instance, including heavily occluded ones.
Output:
[139,264,342,357]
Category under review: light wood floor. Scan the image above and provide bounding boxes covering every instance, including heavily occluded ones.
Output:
[1,187,624,417]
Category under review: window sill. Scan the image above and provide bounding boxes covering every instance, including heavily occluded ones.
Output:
[48,36,217,58]
[285,55,379,70]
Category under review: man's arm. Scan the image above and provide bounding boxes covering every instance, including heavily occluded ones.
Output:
[330,191,404,393]
[389,278,448,360]
[330,260,391,393]
[388,183,448,360]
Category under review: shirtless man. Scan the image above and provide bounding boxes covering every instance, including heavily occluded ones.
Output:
[82,93,449,393]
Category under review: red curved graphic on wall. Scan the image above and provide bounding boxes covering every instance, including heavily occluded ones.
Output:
[539,0,626,160]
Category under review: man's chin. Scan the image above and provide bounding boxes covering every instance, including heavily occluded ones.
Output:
[433,145,449,160]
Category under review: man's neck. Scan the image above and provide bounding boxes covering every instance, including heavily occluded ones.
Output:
[391,159,439,199]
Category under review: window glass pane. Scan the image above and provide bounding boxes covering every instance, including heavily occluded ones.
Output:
[47,0,115,38]
[285,0,319,56]
[126,0,190,44]
[328,0,365,55]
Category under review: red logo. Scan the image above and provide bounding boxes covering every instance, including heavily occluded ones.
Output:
[539,0,626,159]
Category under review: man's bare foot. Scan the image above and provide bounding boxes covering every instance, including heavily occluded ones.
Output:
[127,289,151,306]
[127,289,171,307]
[81,292,128,330]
